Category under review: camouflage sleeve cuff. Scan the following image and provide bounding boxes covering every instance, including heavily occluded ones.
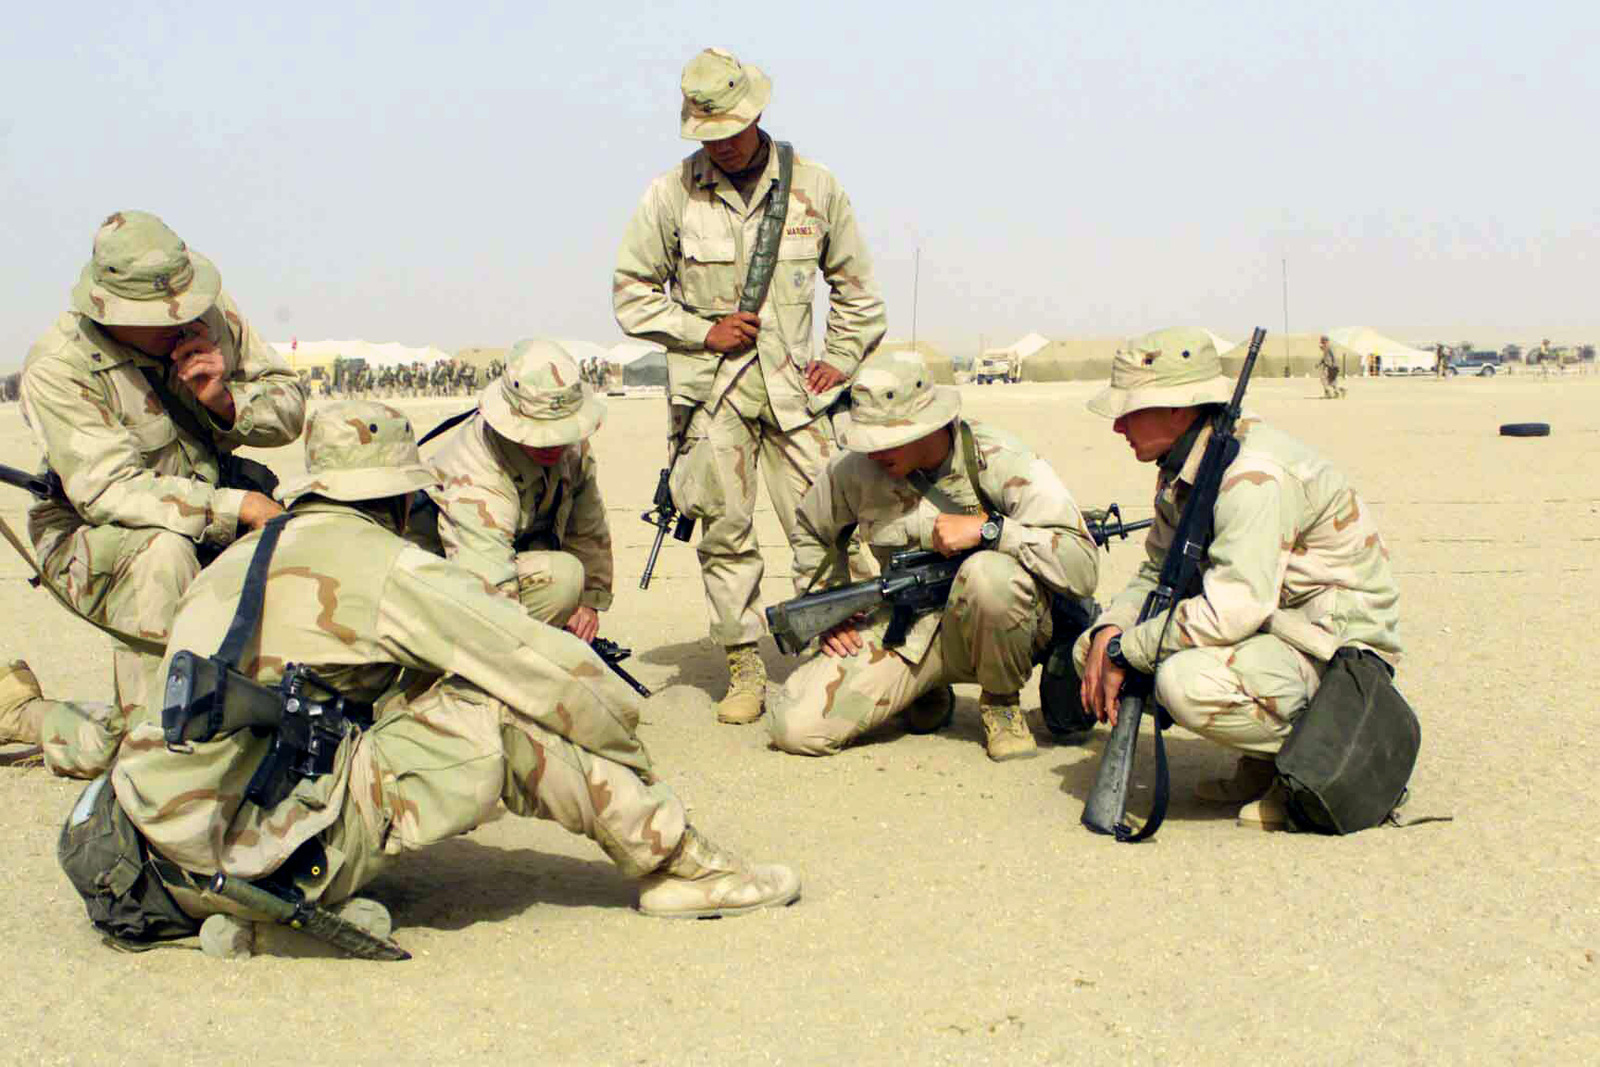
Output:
[203,487,247,547]
[581,587,612,612]
[995,518,1027,559]
[681,315,713,351]
[1122,615,1174,674]
[819,349,858,376]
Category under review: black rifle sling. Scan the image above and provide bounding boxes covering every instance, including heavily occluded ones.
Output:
[138,364,221,462]
[417,408,476,449]
[738,142,795,315]
[214,514,290,670]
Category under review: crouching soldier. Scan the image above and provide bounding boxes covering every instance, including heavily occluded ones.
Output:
[768,350,1100,761]
[415,338,613,642]
[2,211,305,777]
[1076,328,1403,829]
[62,402,799,956]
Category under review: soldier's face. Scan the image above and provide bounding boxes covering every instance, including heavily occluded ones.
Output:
[102,320,195,357]
[868,427,950,480]
[705,123,762,173]
[519,444,567,467]
[1113,406,1201,463]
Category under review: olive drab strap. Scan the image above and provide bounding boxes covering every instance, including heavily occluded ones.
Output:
[737,141,794,315]
[137,363,220,459]
[906,421,993,516]
[214,514,291,669]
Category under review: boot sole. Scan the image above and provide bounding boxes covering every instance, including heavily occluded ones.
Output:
[638,886,801,920]
[987,748,1039,762]
[715,710,765,725]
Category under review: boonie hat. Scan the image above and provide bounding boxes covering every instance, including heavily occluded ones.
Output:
[278,401,439,506]
[680,47,771,141]
[479,338,606,448]
[1087,328,1235,418]
[71,211,221,327]
[834,349,960,452]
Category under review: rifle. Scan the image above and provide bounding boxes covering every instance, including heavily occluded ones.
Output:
[638,443,695,590]
[765,505,1152,656]
[1081,326,1267,843]
[0,462,63,501]
[592,637,651,698]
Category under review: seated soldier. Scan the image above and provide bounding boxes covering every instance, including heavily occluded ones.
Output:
[2,211,305,778]
[83,401,798,952]
[416,338,612,643]
[1075,328,1402,829]
[768,350,1100,761]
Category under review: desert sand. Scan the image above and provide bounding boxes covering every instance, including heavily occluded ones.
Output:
[1,373,1595,1065]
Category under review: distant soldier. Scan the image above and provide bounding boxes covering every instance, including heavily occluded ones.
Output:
[1,211,305,778]
[1434,345,1449,379]
[1319,336,1345,398]
[1076,329,1402,829]
[768,350,1099,761]
[420,339,614,643]
[614,47,887,724]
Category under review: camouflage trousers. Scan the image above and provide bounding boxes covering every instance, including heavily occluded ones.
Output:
[514,549,585,626]
[33,524,200,778]
[292,676,686,907]
[769,553,1045,755]
[1153,633,1323,756]
[683,399,851,646]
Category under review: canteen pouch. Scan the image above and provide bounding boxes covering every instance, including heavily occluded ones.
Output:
[1275,648,1420,834]
[57,775,198,943]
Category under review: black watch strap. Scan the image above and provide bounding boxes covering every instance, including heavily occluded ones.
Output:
[1106,633,1132,671]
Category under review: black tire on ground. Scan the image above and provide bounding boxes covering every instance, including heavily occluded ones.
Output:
[1499,422,1551,437]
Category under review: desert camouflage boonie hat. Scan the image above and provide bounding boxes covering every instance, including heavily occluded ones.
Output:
[680,47,771,141]
[479,338,606,448]
[1087,327,1235,418]
[278,401,439,506]
[835,349,960,452]
[70,211,221,327]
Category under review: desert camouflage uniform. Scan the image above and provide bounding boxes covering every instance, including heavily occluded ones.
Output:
[428,415,612,623]
[111,406,688,912]
[614,135,885,645]
[1075,415,1402,756]
[770,416,1099,755]
[19,283,304,777]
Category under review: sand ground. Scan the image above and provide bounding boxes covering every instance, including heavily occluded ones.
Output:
[1,374,1595,1065]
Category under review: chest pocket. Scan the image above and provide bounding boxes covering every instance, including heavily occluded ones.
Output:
[678,234,738,311]
[123,413,179,456]
[770,234,820,305]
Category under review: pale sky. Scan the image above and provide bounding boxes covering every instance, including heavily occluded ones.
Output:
[3,1,1595,371]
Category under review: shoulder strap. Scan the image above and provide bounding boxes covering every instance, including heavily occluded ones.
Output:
[958,421,993,512]
[417,407,476,449]
[214,514,290,669]
[906,421,994,516]
[137,364,219,461]
[738,141,794,315]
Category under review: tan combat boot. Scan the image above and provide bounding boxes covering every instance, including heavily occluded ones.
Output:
[980,691,1037,762]
[1236,778,1291,832]
[715,643,767,725]
[0,660,46,746]
[904,684,955,734]
[1194,756,1277,804]
[637,826,801,919]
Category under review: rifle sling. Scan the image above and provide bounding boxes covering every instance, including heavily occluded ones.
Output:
[137,364,222,464]
[417,408,476,449]
[215,514,290,669]
[738,142,795,315]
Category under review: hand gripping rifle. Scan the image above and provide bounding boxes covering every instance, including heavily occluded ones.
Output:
[1081,326,1267,842]
[765,506,1153,656]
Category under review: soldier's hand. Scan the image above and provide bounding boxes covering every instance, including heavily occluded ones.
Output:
[820,619,865,658]
[802,360,846,394]
[171,325,236,424]
[1081,626,1125,725]
[238,491,284,532]
[564,605,600,644]
[932,513,985,556]
[705,312,761,354]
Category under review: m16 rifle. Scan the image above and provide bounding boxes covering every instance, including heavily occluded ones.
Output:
[592,637,651,698]
[1080,326,1267,843]
[764,506,1153,656]
[0,462,63,501]
[638,442,695,590]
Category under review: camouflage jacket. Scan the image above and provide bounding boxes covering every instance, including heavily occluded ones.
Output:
[1090,417,1402,673]
[111,501,651,879]
[613,145,886,431]
[19,293,305,561]
[792,419,1099,662]
[427,415,614,610]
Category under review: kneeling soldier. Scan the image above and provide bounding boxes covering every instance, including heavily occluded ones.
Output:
[420,338,613,642]
[1076,328,1402,828]
[79,402,798,952]
[768,350,1099,761]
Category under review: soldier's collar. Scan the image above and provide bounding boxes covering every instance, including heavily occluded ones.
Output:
[691,135,780,193]
[73,315,161,373]
[1163,417,1213,486]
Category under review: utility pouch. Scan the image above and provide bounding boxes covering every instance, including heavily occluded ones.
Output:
[1036,593,1100,741]
[57,775,199,944]
[1275,648,1419,834]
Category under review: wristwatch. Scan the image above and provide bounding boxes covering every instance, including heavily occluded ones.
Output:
[979,513,1003,550]
[1105,633,1132,671]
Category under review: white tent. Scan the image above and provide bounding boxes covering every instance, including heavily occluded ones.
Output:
[1326,328,1434,375]
[271,339,451,371]
[609,340,666,366]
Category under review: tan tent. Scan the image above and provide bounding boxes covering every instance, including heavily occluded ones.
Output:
[1016,337,1122,382]
[877,339,955,383]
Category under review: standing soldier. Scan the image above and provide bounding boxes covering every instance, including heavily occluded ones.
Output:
[614,47,887,725]
[1434,344,1449,379]
[420,338,614,642]
[1,211,305,777]
[1320,336,1345,399]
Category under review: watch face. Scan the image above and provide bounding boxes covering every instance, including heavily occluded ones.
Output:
[981,521,1000,541]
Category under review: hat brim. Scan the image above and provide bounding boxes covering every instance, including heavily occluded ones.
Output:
[835,386,961,452]
[680,66,771,140]
[70,251,221,327]
[1086,376,1234,418]
[479,385,606,447]
[278,464,439,507]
